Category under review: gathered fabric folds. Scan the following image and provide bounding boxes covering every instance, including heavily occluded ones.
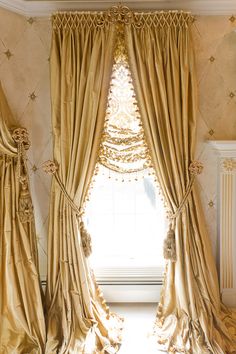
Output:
[0,82,45,353]
[45,13,123,354]
[125,11,236,353]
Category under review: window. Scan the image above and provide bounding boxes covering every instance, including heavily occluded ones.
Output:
[84,28,166,301]
[86,167,166,281]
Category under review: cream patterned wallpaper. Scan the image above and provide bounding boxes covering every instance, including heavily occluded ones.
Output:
[0,7,236,280]
[0,8,52,279]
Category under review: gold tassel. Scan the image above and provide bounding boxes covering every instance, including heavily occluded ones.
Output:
[79,221,92,257]
[163,226,176,262]
[11,127,33,224]
[18,180,34,223]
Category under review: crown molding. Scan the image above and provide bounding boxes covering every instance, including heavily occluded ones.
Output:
[208,140,236,157]
[0,0,236,17]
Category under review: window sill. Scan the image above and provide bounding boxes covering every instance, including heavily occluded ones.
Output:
[93,265,164,284]
[94,265,164,302]
[100,283,163,303]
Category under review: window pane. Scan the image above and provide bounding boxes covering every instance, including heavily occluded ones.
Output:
[85,170,166,269]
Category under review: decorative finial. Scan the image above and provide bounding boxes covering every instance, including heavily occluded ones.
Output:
[106,4,134,24]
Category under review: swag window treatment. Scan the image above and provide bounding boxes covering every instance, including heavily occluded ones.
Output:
[0,82,45,353]
[46,7,236,354]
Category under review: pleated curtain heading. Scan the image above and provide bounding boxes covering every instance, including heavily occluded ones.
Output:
[45,5,235,354]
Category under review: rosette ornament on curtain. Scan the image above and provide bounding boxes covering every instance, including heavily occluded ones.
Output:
[0,82,45,353]
[45,12,123,354]
[125,10,236,353]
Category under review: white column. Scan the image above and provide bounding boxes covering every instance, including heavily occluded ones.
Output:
[208,141,236,307]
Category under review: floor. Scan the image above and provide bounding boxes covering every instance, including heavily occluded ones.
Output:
[110,303,165,354]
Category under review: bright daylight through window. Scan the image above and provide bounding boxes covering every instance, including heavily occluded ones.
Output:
[85,27,166,284]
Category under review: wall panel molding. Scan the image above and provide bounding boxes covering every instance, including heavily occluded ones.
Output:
[208,140,236,307]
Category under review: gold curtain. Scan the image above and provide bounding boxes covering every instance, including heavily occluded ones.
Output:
[46,13,123,353]
[126,11,236,353]
[0,82,45,353]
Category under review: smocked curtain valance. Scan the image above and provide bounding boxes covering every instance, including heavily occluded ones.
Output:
[0,82,45,353]
[52,9,193,31]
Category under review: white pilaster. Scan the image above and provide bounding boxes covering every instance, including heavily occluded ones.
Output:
[208,141,236,307]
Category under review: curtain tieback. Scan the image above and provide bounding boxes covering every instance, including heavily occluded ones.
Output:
[163,161,203,262]
[12,127,34,223]
[42,160,92,257]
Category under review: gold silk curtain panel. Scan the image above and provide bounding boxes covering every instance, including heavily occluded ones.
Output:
[46,7,236,354]
[125,11,236,353]
[45,12,123,354]
[0,82,45,353]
